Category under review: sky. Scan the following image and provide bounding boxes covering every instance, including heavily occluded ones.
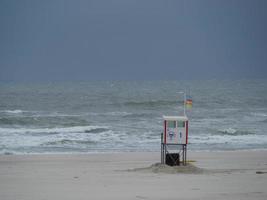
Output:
[0,0,267,81]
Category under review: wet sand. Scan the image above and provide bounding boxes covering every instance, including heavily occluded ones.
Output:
[0,150,267,200]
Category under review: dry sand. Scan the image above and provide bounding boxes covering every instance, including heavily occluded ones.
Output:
[0,150,267,200]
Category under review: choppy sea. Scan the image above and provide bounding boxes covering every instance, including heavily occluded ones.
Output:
[0,80,267,154]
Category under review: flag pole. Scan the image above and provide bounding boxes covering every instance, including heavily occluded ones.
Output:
[178,91,186,116]
[184,91,186,116]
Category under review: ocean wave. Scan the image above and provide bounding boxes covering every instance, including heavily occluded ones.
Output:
[43,139,97,146]
[105,112,132,116]
[0,110,85,117]
[216,128,255,135]
[0,110,25,114]
[0,125,109,135]
[123,113,153,119]
[124,100,180,107]
[86,112,132,117]
[249,112,267,123]
[87,111,152,118]
[252,112,267,117]
[84,128,109,133]
[190,134,267,145]
[0,116,89,126]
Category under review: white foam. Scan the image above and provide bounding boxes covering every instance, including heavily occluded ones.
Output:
[0,125,108,135]
[107,111,132,116]
[219,128,237,134]
[252,112,267,117]
[190,134,267,145]
[87,111,132,116]
[0,127,114,149]
[1,110,24,114]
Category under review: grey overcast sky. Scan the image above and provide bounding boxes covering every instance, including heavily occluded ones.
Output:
[0,0,267,81]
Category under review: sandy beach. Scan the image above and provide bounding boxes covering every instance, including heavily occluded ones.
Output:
[0,150,267,200]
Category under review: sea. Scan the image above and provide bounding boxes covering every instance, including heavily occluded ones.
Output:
[0,80,267,154]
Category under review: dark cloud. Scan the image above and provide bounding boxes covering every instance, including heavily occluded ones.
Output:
[0,0,267,81]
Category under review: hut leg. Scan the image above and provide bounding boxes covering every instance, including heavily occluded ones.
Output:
[185,145,187,165]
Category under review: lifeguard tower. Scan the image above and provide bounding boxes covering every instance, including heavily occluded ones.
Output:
[161,115,189,166]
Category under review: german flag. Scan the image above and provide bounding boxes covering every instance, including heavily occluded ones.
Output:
[185,95,192,109]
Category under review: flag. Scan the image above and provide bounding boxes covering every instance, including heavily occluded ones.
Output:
[185,95,192,109]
